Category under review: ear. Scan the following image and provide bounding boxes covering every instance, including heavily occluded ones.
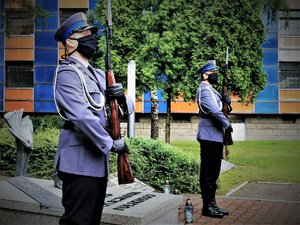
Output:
[203,73,208,80]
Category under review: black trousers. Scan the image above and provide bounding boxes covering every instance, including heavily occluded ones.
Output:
[58,171,108,225]
[199,140,223,204]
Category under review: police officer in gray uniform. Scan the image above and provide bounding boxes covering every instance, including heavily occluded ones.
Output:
[196,60,232,218]
[53,12,134,225]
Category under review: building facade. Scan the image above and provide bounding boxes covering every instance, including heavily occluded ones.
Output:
[0,0,299,140]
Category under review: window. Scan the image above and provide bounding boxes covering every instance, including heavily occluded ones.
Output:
[279,62,300,89]
[279,10,300,89]
[6,61,33,87]
[5,9,34,35]
[59,9,88,25]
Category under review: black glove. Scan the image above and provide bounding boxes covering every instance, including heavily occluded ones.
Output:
[105,83,126,105]
[110,138,129,154]
[222,94,231,103]
[106,83,124,97]
[226,124,233,133]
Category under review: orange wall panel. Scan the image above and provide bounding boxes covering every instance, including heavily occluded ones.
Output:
[5,101,34,112]
[5,49,34,61]
[59,48,65,60]
[231,102,254,113]
[5,89,34,101]
[280,102,300,113]
[5,36,34,48]
[135,101,143,113]
[60,0,88,8]
[171,102,198,113]
[280,90,300,100]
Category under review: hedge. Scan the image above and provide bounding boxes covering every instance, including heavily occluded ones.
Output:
[0,127,200,194]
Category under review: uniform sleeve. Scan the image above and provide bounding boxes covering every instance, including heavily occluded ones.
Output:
[55,65,113,154]
[200,87,230,129]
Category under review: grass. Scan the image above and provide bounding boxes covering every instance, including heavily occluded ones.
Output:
[171,140,300,195]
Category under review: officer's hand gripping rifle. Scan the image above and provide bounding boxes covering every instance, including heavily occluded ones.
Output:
[105,0,134,184]
[222,46,233,146]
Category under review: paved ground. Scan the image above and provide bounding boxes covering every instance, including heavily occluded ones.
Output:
[1,175,300,225]
[178,182,300,225]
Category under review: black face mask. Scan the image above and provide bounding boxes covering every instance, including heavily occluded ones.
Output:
[69,34,97,59]
[207,72,219,85]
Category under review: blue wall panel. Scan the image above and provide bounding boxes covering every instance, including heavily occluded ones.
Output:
[262,32,278,48]
[89,0,98,10]
[34,101,56,112]
[0,0,3,112]
[255,102,278,114]
[256,85,278,101]
[36,0,58,12]
[0,66,3,83]
[143,91,167,113]
[36,14,59,30]
[144,101,167,113]
[35,66,56,82]
[263,67,278,84]
[263,49,278,67]
[35,49,58,65]
[34,84,54,101]
[0,35,3,62]
[0,47,3,62]
[262,13,278,32]
[35,32,57,48]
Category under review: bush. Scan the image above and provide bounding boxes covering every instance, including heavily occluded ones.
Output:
[31,115,62,131]
[0,128,16,175]
[110,137,200,194]
[0,127,59,178]
[0,126,200,194]
[29,128,59,178]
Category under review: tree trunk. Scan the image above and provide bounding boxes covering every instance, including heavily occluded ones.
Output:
[150,88,159,139]
[165,91,171,144]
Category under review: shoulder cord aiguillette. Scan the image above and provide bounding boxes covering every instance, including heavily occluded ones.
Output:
[53,64,105,121]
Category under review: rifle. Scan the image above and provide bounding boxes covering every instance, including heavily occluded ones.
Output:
[105,0,134,184]
[222,46,233,146]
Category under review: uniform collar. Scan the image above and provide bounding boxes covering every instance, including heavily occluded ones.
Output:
[69,56,90,68]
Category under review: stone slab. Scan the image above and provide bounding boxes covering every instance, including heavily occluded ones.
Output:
[103,186,181,225]
[0,177,182,225]
[220,159,235,173]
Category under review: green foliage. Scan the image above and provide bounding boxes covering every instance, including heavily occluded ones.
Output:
[0,128,17,175]
[29,128,59,178]
[122,137,200,194]
[92,0,289,102]
[0,127,59,178]
[0,126,200,193]
[31,115,62,131]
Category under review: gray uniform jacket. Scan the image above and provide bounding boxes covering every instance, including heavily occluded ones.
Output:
[196,82,230,143]
[54,57,134,177]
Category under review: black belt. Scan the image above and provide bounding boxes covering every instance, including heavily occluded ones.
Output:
[200,114,212,119]
[62,121,75,130]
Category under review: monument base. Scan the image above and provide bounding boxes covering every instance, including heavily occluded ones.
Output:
[0,176,182,225]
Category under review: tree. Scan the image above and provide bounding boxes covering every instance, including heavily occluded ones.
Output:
[94,0,288,143]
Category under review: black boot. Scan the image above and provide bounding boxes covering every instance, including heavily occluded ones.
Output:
[202,201,224,218]
[211,198,229,215]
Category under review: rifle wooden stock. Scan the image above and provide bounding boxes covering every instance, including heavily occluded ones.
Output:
[222,85,233,146]
[106,64,134,185]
